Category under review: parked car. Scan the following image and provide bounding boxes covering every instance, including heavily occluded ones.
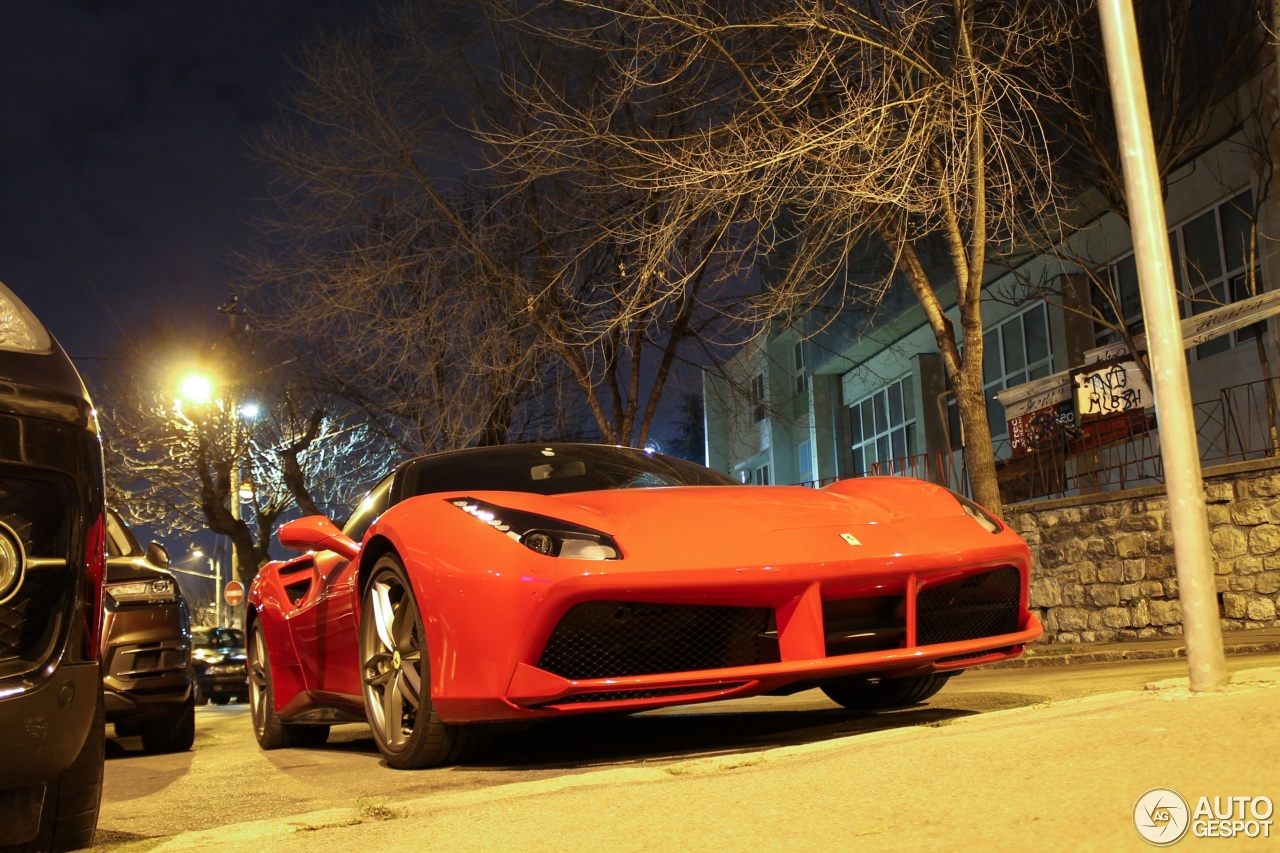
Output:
[190,627,247,705]
[0,281,106,849]
[101,509,194,752]
[249,442,1042,769]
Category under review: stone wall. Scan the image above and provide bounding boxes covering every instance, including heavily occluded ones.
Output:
[1004,457,1280,644]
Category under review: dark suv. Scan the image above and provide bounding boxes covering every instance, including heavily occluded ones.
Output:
[0,281,106,850]
[102,509,195,752]
[191,627,248,705]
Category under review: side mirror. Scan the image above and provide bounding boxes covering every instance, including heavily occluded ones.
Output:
[277,516,361,561]
[146,540,171,568]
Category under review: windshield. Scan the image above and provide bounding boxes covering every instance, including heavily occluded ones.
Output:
[104,509,143,558]
[193,627,245,649]
[402,444,737,498]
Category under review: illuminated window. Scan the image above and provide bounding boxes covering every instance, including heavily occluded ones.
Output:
[751,373,766,422]
[849,375,916,475]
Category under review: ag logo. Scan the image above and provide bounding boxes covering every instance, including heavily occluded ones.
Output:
[839,533,861,546]
[1134,788,1190,846]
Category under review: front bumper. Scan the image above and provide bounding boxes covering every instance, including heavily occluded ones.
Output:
[0,661,101,789]
[195,665,247,698]
[423,532,1042,723]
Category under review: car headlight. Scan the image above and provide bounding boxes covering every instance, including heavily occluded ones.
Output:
[948,491,1003,534]
[105,577,177,604]
[0,283,52,353]
[450,498,621,560]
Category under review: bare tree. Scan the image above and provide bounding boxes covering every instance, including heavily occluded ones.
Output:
[499,0,1079,514]
[99,336,389,586]
[243,1,750,451]
[992,0,1266,387]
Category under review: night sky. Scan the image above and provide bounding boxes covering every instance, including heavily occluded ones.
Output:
[0,0,382,366]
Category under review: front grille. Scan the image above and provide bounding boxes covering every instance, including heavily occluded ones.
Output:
[537,601,776,680]
[0,568,62,662]
[544,683,749,706]
[0,476,71,558]
[107,643,189,680]
[0,474,74,665]
[916,566,1021,646]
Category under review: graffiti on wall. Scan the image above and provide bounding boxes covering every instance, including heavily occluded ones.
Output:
[1073,361,1151,418]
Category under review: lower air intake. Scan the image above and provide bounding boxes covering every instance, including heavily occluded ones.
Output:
[916,566,1021,646]
[537,601,775,680]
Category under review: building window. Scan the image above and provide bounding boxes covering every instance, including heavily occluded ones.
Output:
[981,302,1053,439]
[793,342,807,396]
[943,301,1053,448]
[849,375,916,476]
[753,463,771,485]
[1183,190,1259,359]
[1095,190,1258,359]
[751,373,766,422]
[797,439,813,483]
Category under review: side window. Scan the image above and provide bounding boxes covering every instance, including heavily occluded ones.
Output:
[341,474,395,541]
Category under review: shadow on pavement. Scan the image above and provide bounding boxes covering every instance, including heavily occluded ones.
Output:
[464,704,981,770]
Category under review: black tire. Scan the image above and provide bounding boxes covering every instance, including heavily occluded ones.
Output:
[140,696,195,754]
[248,622,331,750]
[192,683,208,706]
[0,689,104,851]
[112,721,140,738]
[820,673,953,711]
[359,554,470,769]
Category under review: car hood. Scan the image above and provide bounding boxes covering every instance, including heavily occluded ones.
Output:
[105,556,173,583]
[423,479,996,568]
[547,485,904,534]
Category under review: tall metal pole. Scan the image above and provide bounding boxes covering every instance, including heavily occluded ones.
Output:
[213,548,222,628]
[229,455,239,606]
[1096,0,1226,690]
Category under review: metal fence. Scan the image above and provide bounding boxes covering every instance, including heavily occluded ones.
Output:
[793,378,1280,506]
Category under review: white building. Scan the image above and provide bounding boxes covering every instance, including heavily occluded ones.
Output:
[705,80,1279,503]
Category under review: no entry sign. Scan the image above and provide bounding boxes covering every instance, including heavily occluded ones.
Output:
[224,580,245,607]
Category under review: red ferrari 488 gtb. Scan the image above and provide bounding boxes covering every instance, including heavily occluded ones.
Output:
[248,443,1041,768]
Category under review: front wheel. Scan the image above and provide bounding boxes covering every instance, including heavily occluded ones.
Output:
[359,554,469,769]
[820,673,953,711]
[248,622,331,750]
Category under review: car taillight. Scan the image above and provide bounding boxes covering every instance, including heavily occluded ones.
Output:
[84,512,105,655]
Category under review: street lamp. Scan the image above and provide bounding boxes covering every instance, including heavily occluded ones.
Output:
[172,546,222,628]
[178,373,214,405]
[176,371,246,603]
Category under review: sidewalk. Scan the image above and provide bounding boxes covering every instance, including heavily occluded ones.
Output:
[110,631,1280,853]
[129,665,1280,853]
[988,625,1280,668]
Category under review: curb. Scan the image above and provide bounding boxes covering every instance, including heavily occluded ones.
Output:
[980,640,1280,669]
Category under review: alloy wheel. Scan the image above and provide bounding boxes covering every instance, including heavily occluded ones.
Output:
[361,568,423,751]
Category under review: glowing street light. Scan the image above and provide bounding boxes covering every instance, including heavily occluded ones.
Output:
[178,373,214,404]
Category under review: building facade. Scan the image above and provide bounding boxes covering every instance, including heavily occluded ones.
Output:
[705,79,1280,503]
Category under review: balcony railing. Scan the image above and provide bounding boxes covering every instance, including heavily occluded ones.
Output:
[791,378,1280,506]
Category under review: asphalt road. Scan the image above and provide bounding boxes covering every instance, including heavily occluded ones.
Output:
[92,652,1280,849]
